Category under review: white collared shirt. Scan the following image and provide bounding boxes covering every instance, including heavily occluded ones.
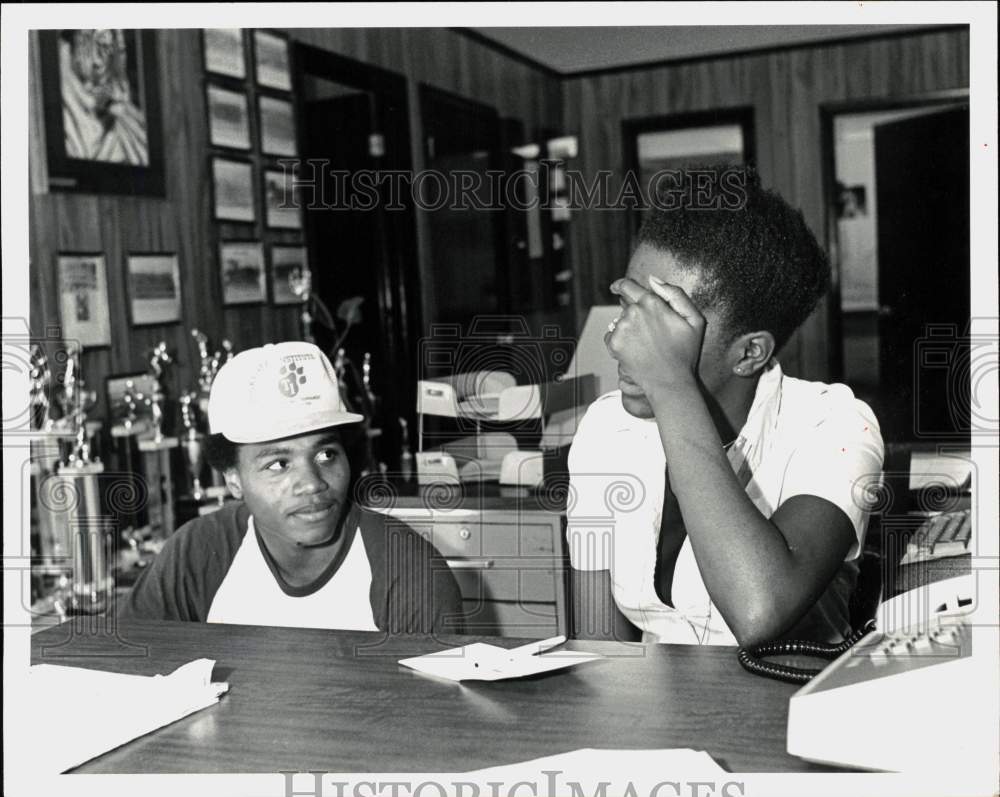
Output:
[566,360,884,645]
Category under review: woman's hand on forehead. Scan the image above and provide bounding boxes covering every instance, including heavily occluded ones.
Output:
[606,276,707,397]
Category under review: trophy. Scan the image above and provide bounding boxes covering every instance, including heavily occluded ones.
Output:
[137,342,178,541]
[191,329,233,496]
[288,267,315,343]
[179,391,206,502]
[35,346,111,614]
[29,344,53,432]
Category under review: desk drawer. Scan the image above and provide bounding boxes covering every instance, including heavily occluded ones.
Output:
[387,515,557,558]
[449,562,558,603]
[460,599,559,639]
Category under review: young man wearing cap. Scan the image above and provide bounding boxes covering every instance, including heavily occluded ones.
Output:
[119,342,463,634]
[567,167,884,647]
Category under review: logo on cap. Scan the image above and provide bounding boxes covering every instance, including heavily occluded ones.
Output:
[278,362,307,397]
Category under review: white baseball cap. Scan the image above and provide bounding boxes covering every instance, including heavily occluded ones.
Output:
[208,341,364,443]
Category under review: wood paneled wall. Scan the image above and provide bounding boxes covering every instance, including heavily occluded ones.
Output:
[28,30,303,422]
[28,26,969,420]
[562,28,969,380]
[286,27,564,330]
[28,28,562,422]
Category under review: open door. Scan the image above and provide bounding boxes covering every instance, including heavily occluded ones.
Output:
[874,106,970,444]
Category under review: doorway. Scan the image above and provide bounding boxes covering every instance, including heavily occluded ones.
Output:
[822,95,970,445]
[295,45,419,470]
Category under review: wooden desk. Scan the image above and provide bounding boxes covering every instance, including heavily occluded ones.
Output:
[30,620,835,774]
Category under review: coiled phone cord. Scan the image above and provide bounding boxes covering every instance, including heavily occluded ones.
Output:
[736,619,877,684]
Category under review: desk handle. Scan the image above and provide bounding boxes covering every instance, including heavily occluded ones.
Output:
[446,558,495,570]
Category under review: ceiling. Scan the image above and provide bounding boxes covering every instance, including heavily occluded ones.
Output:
[468,25,935,75]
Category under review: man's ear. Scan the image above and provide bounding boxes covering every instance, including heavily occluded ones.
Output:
[223,468,244,499]
[730,331,776,377]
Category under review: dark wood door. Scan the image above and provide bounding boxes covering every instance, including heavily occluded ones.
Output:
[874,106,970,443]
[420,86,506,328]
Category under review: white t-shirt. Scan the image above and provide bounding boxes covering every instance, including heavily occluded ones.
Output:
[207,516,379,631]
[566,360,884,645]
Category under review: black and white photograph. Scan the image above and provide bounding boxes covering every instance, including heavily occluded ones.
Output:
[258,94,297,156]
[5,7,998,797]
[126,253,181,324]
[218,240,266,304]
[253,29,291,91]
[263,167,302,229]
[206,84,251,150]
[211,156,255,222]
[202,27,246,79]
[37,28,165,194]
[56,252,112,346]
[270,244,309,304]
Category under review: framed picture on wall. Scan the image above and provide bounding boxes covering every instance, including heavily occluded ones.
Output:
[258,95,297,156]
[206,85,251,151]
[212,157,256,222]
[126,253,181,325]
[270,245,309,304]
[219,241,266,305]
[38,30,165,195]
[253,30,291,91]
[263,168,302,229]
[57,253,112,347]
[203,28,246,79]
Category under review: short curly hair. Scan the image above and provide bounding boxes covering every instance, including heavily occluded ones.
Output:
[637,164,830,349]
[204,423,367,480]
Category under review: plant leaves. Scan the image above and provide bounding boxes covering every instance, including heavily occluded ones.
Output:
[337,296,365,325]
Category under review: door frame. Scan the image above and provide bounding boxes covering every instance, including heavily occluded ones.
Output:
[621,106,757,242]
[293,43,420,456]
[817,89,969,382]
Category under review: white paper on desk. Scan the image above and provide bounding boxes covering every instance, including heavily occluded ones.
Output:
[399,642,601,682]
[26,658,229,774]
[465,748,726,780]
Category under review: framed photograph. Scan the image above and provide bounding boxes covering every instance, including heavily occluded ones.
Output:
[258,95,297,156]
[203,28,246,79]
[206,85,251,151]
[212,157,255,222]
[270,245,309,305]
[38,30,165,195]
[263,168,302,229]
[219,241,266,305]
[57,253,112,347]
[126,253,181,325]
[253,30,291,91]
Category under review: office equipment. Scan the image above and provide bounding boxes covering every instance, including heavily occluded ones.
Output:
[899,508,972,565]
[27,657,229,774]
[416,370,597,486]
[30,620,829,773]
[399,635,601,681]
[787,576,987,772]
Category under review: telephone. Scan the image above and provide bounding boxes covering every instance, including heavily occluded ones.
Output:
[783,574,994,772]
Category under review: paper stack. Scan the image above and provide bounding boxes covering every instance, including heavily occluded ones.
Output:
[27,658,229,773]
